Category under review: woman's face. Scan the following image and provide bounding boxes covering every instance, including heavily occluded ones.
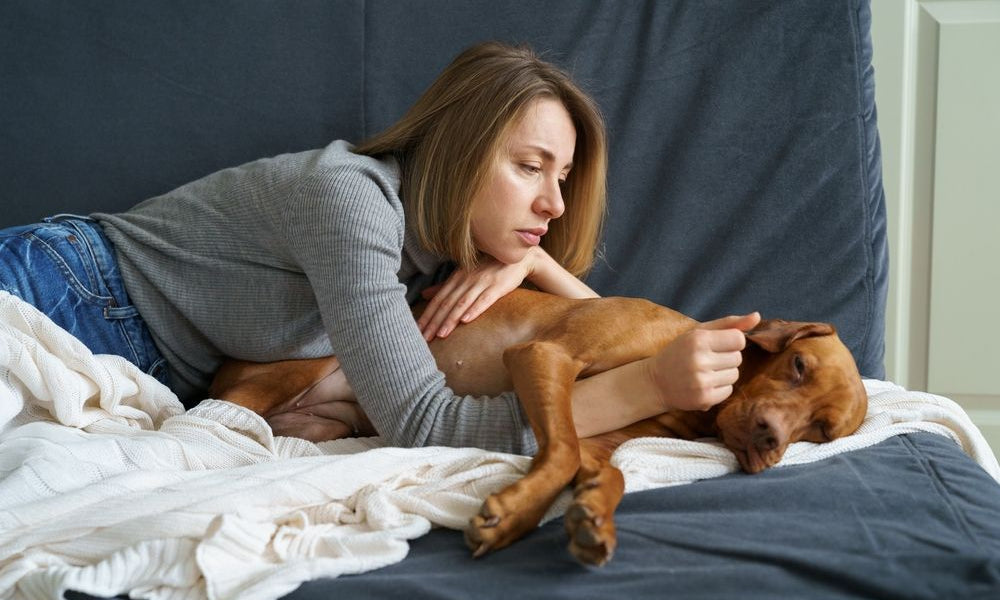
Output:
[469,97,576,265]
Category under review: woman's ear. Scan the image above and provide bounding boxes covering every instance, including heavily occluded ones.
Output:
[745,319,836,353]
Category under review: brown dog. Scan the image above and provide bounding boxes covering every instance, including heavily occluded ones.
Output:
[211,288,867,566]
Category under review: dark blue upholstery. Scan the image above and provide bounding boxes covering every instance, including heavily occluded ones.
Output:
[295,434,1000,600]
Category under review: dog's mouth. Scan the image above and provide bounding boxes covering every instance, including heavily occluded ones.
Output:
[718,415,790,474]
[731,444,786,474]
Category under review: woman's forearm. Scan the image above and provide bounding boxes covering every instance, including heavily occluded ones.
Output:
[570,357,664,438]
[527,247,599,299]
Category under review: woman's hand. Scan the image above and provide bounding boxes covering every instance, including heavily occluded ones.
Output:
[645,312,762,411]
[418,247,599,341]
[417,254,537,341]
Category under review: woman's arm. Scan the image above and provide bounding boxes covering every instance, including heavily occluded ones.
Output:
[524,245,599,299]
[570,312,760,437]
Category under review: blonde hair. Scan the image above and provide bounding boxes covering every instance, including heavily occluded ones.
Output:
[354,41,607,277]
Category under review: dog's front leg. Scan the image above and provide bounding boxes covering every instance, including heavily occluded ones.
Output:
[465,340,583,557]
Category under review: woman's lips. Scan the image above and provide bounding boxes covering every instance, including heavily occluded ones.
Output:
[516,227,547,246]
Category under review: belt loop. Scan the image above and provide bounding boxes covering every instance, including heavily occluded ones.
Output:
[105,304,139,320]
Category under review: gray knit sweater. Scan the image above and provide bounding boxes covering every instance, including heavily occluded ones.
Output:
[94,140,537,454]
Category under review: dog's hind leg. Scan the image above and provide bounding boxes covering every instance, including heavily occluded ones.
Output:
[464,340,584,557]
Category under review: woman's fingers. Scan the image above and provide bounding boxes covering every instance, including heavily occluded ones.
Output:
[457,286,504,324]
[417,259,530,340]
[417,272,467,338]
[704,350,743,372]
[700,312,761,333]
[429,290,479,338]
[419,278,485,340]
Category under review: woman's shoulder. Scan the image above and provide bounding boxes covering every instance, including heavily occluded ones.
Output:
[288,140,401,215]
[278,141,406,241]
[204,140,399,202]
[312,140,400,190]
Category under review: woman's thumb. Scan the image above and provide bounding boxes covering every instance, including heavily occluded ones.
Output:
[701,311,761,331]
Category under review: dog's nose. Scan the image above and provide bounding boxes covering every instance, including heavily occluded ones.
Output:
[751,414,782,451]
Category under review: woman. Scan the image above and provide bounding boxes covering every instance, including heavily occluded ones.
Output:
[0,42,757,454]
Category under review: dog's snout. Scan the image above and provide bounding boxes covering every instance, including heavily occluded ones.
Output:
[752,419,776,450]
[751,414,784,451]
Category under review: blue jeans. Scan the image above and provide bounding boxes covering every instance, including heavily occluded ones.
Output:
[0,214,169,386]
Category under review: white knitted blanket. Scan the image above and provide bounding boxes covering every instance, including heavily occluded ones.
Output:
[1,290,998,600]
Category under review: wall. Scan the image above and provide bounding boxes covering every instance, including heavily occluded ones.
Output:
[871,0,1000,452]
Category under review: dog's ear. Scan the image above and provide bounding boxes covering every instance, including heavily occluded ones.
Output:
[745,319,835,353]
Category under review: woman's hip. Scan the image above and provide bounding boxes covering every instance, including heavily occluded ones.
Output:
[0,214,169,384]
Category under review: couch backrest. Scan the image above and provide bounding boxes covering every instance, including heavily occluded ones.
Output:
[0,0,887,378]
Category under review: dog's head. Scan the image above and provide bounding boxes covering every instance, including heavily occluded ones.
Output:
[714,319,867,474]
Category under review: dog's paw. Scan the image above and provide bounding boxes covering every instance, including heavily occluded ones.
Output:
[464,493,541,558]
[565,495,616,566]
[464,499,501,557]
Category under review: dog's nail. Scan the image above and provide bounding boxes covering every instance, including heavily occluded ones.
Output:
[570,536,612,567]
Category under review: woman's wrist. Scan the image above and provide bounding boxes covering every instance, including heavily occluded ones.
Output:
[524,247,599,299]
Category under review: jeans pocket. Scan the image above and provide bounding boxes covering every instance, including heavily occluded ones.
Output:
[25,225,113,307]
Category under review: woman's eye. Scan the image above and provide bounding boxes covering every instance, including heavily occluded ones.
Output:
[521,164,541,175]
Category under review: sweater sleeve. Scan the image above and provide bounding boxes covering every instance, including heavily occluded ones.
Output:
[282,166,538,455]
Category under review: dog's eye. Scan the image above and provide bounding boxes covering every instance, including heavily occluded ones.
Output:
[792,354,806,382]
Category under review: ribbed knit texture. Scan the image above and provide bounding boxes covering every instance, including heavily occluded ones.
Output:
[94,140,536,454]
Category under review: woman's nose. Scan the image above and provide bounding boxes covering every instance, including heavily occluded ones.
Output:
[535,178,565,219]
